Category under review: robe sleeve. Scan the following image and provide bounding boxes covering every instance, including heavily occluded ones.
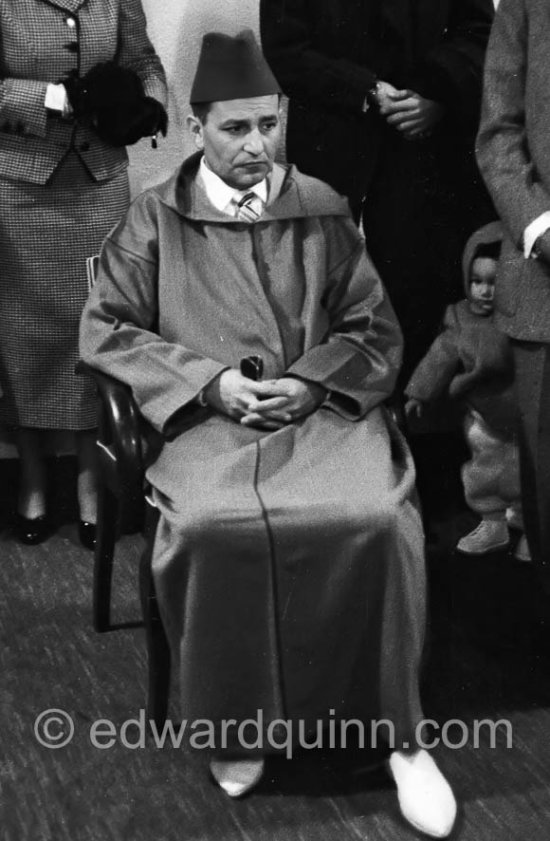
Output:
[405,307,462,403]
[476,0,549,247]
[79,192,228,435]
[285,217,403,420]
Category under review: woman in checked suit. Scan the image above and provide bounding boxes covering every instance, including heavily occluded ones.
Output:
[0,0,167,546]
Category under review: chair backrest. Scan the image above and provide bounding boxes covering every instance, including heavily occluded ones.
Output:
[78,253,146,534]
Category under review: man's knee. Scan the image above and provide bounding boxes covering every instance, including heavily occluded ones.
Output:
[340,493,402,540]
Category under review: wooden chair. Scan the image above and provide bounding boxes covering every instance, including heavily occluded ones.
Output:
[80,347,405,731]
[77,361,170,730]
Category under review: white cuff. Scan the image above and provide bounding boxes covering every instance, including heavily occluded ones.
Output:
[44,83,68,114]
[523,212,550,258]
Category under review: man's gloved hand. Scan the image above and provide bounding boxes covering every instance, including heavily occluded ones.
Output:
[64,61,168,147]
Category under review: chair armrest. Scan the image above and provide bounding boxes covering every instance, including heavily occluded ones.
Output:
[76,361,144,501]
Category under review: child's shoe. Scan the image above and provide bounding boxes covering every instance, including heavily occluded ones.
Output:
[457,519,509,555]
[514,534,532,563]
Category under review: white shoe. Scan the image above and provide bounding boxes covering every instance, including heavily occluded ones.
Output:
[209,757,265,798]
[456,519,509,555]
[514,534,532,563]
[387,749,457,838]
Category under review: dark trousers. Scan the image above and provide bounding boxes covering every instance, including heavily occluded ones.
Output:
[513,341,550,590]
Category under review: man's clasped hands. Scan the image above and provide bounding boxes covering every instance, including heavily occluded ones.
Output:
[203,369,327,430]
[374,81,444,140]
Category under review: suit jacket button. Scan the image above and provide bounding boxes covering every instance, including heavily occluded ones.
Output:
[80,141,90,152]
[65,17,77,28]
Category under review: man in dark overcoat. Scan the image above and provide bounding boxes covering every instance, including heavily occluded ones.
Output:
[260,0,495,376]
[477,0,550,588]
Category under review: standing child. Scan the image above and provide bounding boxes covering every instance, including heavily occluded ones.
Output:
[405,222,530,560]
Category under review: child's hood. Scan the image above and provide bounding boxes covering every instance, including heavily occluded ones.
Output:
[462,220,504,299]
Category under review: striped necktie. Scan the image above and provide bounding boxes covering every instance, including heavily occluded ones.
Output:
[236,192,263,223]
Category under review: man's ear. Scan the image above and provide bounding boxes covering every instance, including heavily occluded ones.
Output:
[186,114,204,150]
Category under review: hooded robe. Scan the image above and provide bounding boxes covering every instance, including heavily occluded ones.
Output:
[80,153,426,750]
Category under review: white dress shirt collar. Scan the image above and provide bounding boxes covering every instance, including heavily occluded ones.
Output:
[199,156,268,216]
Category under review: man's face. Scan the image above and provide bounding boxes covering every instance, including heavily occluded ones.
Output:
[469,257,497,315]
[190,95,281,190]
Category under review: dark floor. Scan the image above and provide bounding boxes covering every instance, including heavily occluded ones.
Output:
[1,448,550,841]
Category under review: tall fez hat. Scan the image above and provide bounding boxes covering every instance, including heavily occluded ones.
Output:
[190,29,281,104]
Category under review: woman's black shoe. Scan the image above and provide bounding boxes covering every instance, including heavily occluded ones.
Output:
[79,520,97,551]
[14,514,50,546]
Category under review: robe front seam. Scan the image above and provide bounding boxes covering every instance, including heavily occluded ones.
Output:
[253,438,288,721]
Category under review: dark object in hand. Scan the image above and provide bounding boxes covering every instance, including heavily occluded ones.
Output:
[240,355,264,381]
[65,61,168,147]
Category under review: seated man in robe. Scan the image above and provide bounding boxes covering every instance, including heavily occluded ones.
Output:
[79,29,456,839]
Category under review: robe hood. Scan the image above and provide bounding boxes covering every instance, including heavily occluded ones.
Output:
[462,220,504,299]
[151,152,351,223]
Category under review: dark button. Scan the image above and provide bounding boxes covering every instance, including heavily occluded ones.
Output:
[80,141,90,152]
[64,42,79,53]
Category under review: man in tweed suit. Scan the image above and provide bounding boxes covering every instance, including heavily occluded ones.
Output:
[477,0,550,587]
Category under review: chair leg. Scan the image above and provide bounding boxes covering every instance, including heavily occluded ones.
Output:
[93,483,119,632]
[139,508,171,731]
